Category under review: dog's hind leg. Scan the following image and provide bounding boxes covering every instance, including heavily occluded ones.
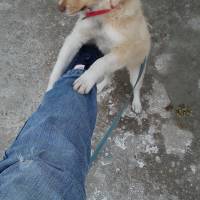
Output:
[97,76,111,93]
[128,64,145,113]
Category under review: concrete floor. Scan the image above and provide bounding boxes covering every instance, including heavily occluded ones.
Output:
[0,0,200,199]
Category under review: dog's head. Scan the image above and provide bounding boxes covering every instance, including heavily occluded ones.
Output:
[58,0,97,15]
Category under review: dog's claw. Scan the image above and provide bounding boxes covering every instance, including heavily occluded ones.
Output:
[73,72,96,94]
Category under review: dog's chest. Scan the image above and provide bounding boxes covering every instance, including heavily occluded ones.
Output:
[95,24,124,53]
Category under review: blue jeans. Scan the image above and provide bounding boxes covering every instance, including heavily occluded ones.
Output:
[0,45,103,200]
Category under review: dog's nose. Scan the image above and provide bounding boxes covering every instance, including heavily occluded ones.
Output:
[58,3,66,12]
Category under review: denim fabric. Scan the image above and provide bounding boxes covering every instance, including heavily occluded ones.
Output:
[0,45,103,200]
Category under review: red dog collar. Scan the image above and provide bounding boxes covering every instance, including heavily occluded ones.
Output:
[84,0,117,19]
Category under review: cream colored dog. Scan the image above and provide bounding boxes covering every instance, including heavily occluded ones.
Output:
[47,0,151,113]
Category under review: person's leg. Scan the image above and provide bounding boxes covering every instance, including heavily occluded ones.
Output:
[0,44,103,200]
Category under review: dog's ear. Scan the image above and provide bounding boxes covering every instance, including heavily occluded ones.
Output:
[58,0,67,12]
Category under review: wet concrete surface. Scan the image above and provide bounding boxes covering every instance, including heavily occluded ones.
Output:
[0,0,200,199]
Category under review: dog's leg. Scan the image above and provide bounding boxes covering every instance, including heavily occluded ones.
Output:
[47,34,85,91]
[47,20,94,91]
[97,75,111,93]
[73,42,149,95]
[128,65,145,113]
[73,52,121,94]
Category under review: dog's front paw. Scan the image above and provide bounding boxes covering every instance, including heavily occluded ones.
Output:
[73,72,96,94]
[46,81,54,92]
[132,98,142,114]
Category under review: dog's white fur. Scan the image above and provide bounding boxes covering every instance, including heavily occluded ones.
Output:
[47,0,151,113]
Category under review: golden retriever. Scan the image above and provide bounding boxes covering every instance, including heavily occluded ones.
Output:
[47,0,151,113]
